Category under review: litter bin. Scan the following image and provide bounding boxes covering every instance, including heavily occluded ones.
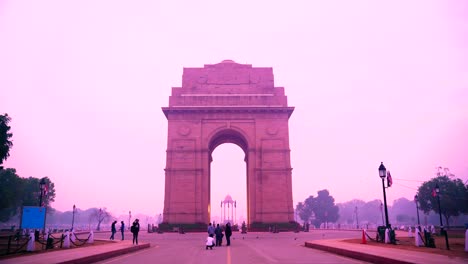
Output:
[46,237,54,249]
[377,226,386,242]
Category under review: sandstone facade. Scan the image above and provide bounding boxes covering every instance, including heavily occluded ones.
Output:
[162,60,295,225]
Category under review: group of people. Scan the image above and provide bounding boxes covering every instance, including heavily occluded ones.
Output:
[109,220,125,241]
[110,218,140,245]
[206,222,232,250]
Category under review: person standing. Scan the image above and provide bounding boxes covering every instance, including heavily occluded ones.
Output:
[120,221,125,240]
[225,222,232,246]
[207,222,215,237]
[110,221,117,240]
[131,219,140,245]
[215,224,223,246]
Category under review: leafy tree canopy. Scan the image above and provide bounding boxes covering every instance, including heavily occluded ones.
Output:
[0,170,56,222]
[0,168,22,221]
[296,189,339,227]
[0,113,13,167]
[416,175,468,226]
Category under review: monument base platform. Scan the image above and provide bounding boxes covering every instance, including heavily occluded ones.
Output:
[158,222,207,233]
[248,221,300,232]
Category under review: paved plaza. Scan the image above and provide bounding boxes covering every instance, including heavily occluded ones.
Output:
[94,231,367,264]
[2,230,467,264]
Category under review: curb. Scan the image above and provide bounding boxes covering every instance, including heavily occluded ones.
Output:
[58,243,151,264]
[304,242,413,264]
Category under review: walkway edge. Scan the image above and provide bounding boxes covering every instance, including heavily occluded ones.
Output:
[304,241,413,264]
[57,243,150,264]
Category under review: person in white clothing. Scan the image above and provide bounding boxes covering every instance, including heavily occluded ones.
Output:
[206,234,215,250]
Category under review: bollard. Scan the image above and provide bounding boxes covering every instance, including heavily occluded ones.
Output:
[88,230,94,244]
[63,231,70,248]
[465,229,468,252]
[27,232,35,251]
[71,230,76,243]
[408,226,413,238]
[384,228,390,244]
[46,234,54,249]
[415,228,423,247]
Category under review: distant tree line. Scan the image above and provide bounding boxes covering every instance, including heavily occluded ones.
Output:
[296,171,468,228]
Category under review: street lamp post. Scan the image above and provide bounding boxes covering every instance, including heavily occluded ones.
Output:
[128,211,131,230]
[378,162,390,228]
[324,211,328,229]
[435,184,450,250]
[72,204,76,231]
[380,203,384,226]
[355,206,359,229]
[414,195,421,230]
[39,178,46,207]
[36,178,47,240]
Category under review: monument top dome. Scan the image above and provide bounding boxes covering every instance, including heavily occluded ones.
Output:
[220,59,236,63]
[223,195,234,203]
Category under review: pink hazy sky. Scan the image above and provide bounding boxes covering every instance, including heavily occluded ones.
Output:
[1,1,467,220]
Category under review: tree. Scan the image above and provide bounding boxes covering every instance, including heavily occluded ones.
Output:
[390,197,414,225]
[296,196,315,223]
[337,199,365,225]
[0,168,22,221]
[311,190,339,227]
[0,171,56,222]
[0,113,13,168]
[20,177,56,210]
[417,175,468,227]
[90,208,112,231]
[361,199,383,225]
[296,190,339,227]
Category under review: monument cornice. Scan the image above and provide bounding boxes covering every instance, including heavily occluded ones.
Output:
[255,167,293,172]
[164,168,204,172]
[162,106,294,118]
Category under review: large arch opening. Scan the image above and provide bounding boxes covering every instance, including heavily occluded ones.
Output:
[208,129,249,225]
[210,143,247,225]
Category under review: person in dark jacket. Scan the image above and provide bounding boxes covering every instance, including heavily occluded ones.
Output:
[110,221,117,240]
[225,222,232,246]
[131,219,140,245]
[214,224,223,246]
[120,221,125,240]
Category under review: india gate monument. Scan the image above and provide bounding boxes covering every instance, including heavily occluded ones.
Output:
[162,60,295,229]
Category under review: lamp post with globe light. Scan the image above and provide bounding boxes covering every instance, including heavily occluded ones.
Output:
[39,178,46,206]
[414,195,421,231]
[378,162,390,228]
[435,183,450,250]
[72,204,76,231]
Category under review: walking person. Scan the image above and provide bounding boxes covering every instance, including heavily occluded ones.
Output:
[120,221,125,240]
[110,221,117,240]
[225,222,232,246]
[215,224,223,246]
[131,219,140,245]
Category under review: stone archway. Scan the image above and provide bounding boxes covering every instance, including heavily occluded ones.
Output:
[162,60,295,228]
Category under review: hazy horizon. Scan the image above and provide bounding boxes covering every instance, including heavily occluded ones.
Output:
[1,1,467,219]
